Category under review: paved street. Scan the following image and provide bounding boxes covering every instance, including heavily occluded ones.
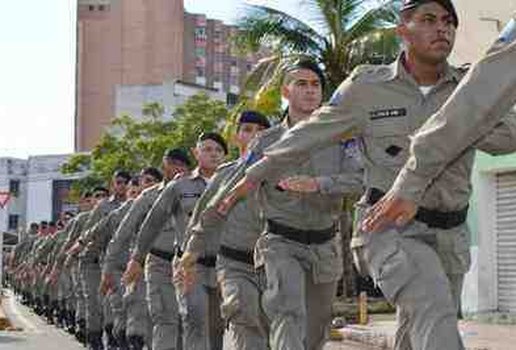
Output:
[1,289,376,350]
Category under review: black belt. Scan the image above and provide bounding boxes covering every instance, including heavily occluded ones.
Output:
[219,245,254,265]
[197,255,217,267]
[267,219,335,245]
[173,245,217,267]
[150,248,175,262]
[366,188,468,230]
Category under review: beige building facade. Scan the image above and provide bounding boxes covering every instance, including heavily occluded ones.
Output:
[451,0,516,64]
[76,0,263,151]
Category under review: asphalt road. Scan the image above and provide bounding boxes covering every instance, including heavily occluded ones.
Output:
[1,289,376,350]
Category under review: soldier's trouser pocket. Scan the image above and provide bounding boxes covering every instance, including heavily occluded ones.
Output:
[354,231,417,303]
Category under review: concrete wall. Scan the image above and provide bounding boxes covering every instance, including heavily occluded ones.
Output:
[114,80,227,120]
[451,0,516,64]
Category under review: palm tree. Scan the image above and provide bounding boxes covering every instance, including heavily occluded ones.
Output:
[235,0,401,106]
[231,0,401,298]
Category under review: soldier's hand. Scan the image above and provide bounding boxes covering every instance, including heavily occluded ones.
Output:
[174,252,198,293]
[67,241,83,256]
[361,191,418,233]
[48,267,59,286]
[218,176,257,215]
[100,273,115,296]
[278,175,319,193]
[123,259,143,288]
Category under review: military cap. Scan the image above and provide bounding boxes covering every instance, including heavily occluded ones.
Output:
[198,132,228,155]
[401,0,458,27]
[238,110,271,129]
[285,58,326,89]
[113,170,131,183]
[163,148,191,166]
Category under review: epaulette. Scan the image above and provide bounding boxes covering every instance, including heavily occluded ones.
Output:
[256,124,285,143]
[350,64,393,83]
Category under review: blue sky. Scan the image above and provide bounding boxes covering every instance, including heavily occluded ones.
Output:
[0,0,305,159]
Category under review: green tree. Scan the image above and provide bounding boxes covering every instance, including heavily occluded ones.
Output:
[234,0,400,115]
[62,93,229,195]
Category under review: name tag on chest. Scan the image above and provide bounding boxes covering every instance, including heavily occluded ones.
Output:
[369,108,407,120]
[181,193,201,199]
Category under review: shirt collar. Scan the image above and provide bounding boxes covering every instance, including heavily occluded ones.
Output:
[389,52,460,85]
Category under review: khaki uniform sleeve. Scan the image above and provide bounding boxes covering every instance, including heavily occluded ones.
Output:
[132,183,181,264]
[474,107,516,155]
[391,23,516,202]
[184,168,232,255]
[103,194,153,274]
[246,77,367,183]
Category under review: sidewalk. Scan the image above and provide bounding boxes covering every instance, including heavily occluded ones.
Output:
[335,314,516,350]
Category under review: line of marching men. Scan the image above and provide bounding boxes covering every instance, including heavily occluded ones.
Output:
[7,59,364,350]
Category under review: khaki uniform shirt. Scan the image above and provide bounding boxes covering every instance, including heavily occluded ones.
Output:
[390,17,516,202]
[132,169,207,264]
[246,54,516,214]
[103,185,161,274]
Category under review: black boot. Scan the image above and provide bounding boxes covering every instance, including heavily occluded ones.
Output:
[114,328,129,350]
[87,330,104,350]
[104,324,118,350]
[66,309,76,334]
[127,335,144,350]
[75,319,87,345]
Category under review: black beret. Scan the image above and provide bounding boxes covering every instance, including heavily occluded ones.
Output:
[284,58,326,89]
[141,166,163,182]
[163,148,191,166]
[238,110,271,129]
[113,170,131,183]
[198,132,228,155]
[401,0,458,27]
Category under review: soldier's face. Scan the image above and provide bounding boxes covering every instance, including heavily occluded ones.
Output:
[397,2,456,64]
[112,176,128,196]
[140,174,160,189]
[127,184,140,199]
[193,139,225,171]
[79,196,94,211]
[235,123,266,149]
[282,69,322,115]
[162,158,188,180]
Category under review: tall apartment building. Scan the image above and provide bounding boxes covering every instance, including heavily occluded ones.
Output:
[76,0,263,151]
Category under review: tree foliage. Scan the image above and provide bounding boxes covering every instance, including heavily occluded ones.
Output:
[233,0,401,116]
[62,94,229,194]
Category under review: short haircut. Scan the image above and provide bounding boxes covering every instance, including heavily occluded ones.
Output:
[141,167,163,182]
[113,170,131,183]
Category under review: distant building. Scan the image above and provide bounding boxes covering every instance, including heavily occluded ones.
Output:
[0,155,84,240]
[76,0,265,151]
[115,80,229,121]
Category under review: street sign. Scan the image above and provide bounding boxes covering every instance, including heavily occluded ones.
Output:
[0,191,11,209]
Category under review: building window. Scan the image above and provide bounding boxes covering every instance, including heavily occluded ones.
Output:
[99,5,105,11]
[9,179,20,197]
[195,47,206,57]
[88,5,95,11]
[227,93,238,107]
[8,215,19,231]
[196,67,205,77]
[195,27,207,41]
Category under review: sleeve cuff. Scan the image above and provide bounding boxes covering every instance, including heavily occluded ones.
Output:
[389,167,429,204]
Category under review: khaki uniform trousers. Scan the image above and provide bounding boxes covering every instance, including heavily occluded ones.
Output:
[352,204,468,350]
[217,255,268,350]
[259,233,342,350]
[145,253,181,350]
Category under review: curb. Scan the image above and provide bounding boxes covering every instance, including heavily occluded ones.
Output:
[336,325,393,349]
